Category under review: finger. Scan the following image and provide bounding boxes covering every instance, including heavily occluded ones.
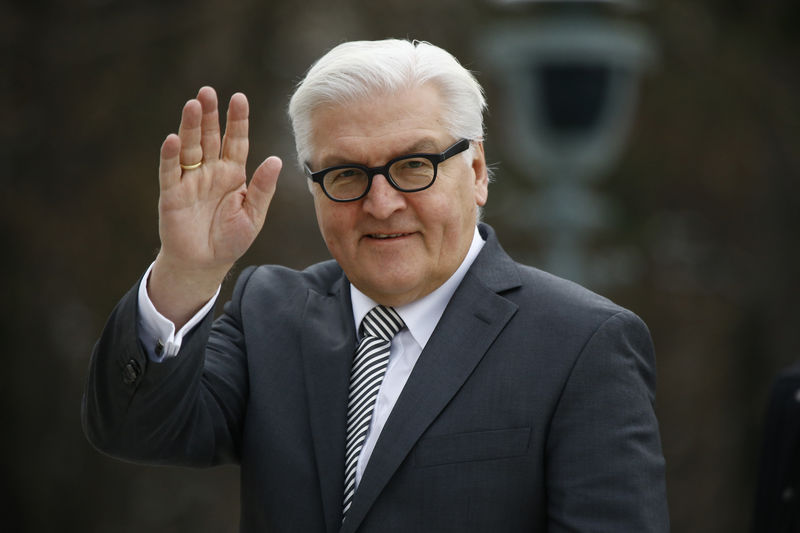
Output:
[221,92,249,166]
[159,134,182,191]
[197,86,221,163]
[178,99,203,166]
[244,156,282,227]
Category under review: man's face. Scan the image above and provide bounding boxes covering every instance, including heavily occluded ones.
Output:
[308,84,488,307]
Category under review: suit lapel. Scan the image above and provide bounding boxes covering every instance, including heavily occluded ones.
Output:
[301,275,356,533]
[340,226,522,533]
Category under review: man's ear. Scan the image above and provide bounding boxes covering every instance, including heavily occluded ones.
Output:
[471,141,489,207]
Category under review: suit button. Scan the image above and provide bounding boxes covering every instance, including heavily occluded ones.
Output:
[782,487,795,503]
[123,359,141,385]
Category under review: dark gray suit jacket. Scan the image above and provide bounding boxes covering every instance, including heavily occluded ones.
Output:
[83,224,669,532]
[753,361,800,532]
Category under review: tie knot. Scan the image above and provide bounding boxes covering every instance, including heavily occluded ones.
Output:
[360,306,405,342]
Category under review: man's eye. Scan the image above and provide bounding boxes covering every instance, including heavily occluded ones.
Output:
[333,168,359,179]
[399,159,429,170]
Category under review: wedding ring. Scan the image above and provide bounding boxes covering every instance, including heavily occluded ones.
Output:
[180,161,203,170]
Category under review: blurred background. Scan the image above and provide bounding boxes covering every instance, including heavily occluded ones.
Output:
[2,0,799,531]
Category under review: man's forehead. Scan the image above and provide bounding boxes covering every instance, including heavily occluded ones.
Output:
[308,84,448,165]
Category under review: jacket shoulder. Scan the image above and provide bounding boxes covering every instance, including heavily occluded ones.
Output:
[512,262,636,324]
[232,260,344,301]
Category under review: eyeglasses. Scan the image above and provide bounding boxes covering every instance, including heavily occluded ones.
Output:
[304,139,471,202]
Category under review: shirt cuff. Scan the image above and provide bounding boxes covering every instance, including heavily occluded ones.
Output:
[137,262,221,362]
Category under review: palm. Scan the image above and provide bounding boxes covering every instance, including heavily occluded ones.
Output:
[160,159,253,267]
[157,88,281,272]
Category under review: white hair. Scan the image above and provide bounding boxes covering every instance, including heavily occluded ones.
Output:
[287,39,487,169]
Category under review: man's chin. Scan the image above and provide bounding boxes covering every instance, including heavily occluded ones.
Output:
[352,274,428,307]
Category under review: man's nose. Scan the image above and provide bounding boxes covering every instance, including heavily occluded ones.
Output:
[362,174,406,218]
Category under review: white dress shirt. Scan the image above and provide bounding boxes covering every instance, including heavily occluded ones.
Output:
[137,226,485,486]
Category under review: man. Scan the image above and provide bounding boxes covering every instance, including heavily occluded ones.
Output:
[83,39,669,532]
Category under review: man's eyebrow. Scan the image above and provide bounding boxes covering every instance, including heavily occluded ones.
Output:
[402,138,442,154]
[316,138,445,169]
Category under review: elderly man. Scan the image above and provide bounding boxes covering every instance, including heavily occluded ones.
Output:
[83,39,669,532]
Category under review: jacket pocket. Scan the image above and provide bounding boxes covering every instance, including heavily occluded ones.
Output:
[413,427,531,467]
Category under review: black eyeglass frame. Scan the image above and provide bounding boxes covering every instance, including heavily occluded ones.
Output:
[304,138,471,202]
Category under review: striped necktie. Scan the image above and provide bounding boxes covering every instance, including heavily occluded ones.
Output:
[342,305,405,519]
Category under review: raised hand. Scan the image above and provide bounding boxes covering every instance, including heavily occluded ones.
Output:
[149,87,282,326]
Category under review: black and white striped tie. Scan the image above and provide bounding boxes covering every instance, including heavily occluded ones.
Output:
[342,305,405,519]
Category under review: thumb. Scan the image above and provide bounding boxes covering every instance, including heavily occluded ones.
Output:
[244,156,282,226]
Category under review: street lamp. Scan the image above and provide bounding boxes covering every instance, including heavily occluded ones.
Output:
[479,0,656,286]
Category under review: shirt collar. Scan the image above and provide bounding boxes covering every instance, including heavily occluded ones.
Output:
[350,226,486,349]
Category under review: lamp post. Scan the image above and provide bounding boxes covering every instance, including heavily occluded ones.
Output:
[479,0,655,286]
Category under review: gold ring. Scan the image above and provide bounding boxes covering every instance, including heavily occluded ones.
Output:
[180,161,203,170]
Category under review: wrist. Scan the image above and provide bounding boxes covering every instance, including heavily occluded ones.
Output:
[148,253,229,328]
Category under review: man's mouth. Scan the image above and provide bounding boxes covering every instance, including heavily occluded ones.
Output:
[367,233,411,239]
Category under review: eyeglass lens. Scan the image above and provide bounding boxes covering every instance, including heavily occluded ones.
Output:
[323,156,435,200]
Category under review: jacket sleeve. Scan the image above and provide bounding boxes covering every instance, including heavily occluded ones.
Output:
[81,266,257,466]
[545,309,670,532]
